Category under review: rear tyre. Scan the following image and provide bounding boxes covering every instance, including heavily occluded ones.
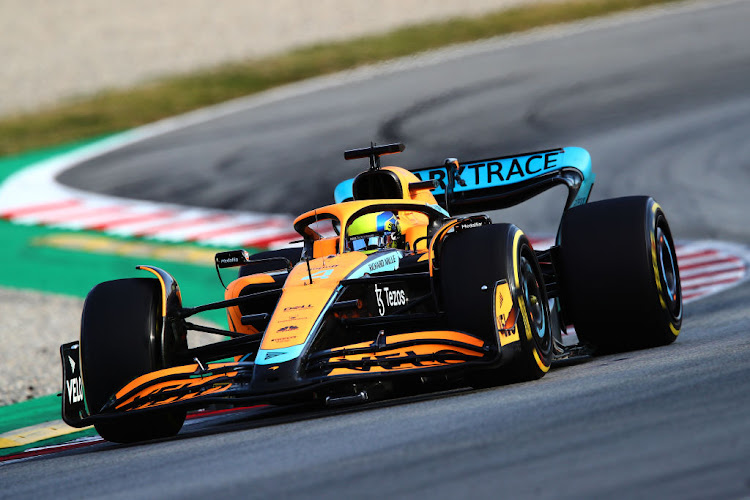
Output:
[439,224,552,386]
[558,196,682,353]
[80,278,186,443]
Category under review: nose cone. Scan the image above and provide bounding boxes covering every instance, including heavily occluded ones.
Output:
[250,358,303,393]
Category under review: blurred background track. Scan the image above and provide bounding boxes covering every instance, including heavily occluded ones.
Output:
[0,0,559,117]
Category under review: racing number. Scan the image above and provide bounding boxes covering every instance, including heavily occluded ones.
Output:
[300,269,334,282]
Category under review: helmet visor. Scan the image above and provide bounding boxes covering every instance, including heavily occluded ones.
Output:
[347,233,385,252]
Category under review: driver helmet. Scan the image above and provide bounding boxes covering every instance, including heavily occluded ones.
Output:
[346,211,401,254]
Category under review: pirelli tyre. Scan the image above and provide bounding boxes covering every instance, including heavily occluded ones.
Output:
[558,196,682,353]
[80,278,186,443]
[439,223,553,385]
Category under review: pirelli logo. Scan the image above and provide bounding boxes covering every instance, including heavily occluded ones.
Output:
[494,280,519,346]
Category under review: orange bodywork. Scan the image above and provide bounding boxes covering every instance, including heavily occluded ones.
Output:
[295,199,437,256]
[326,331,486,376]
[260,251,367,350]
[226,273,276,334]
[312,236,339,258]
[380,166,440,205]
[114,362,239,411]
[102,166,503,414]
[294,166,441,257]
[60,144,593,434]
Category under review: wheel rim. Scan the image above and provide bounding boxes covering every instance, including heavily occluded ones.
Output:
[656,225,681,316]
[520,255,549,352]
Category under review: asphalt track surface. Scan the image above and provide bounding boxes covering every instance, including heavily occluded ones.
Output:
[6,1,750,498]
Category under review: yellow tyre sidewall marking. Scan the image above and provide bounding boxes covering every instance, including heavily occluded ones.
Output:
[650,202,680,338]
[136,266,167,318]
[512,229,550,373]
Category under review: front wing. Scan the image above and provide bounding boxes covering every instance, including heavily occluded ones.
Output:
[61,329,496,428]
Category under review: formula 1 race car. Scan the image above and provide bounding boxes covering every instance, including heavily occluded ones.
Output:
[60,143,682,443]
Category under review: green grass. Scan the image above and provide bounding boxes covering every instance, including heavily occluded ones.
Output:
[0,220,230,323]
[0,0,685,156]
[0,395,61,435]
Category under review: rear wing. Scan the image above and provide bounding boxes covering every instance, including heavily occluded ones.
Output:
[334,146,595,216]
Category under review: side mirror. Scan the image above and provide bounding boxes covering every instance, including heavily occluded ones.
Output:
[214,249,251,268]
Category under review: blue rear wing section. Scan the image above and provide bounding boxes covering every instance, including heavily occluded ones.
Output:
[333,178,355,205]
[334,147,595,215]
[412,147,594,205]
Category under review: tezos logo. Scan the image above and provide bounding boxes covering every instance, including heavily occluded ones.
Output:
[374,284,407,316]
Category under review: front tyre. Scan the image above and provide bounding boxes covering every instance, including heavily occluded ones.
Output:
[439,224,552,385]
[80,278,186,443]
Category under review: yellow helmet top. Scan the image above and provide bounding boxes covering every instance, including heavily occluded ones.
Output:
[346,211,401,253]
